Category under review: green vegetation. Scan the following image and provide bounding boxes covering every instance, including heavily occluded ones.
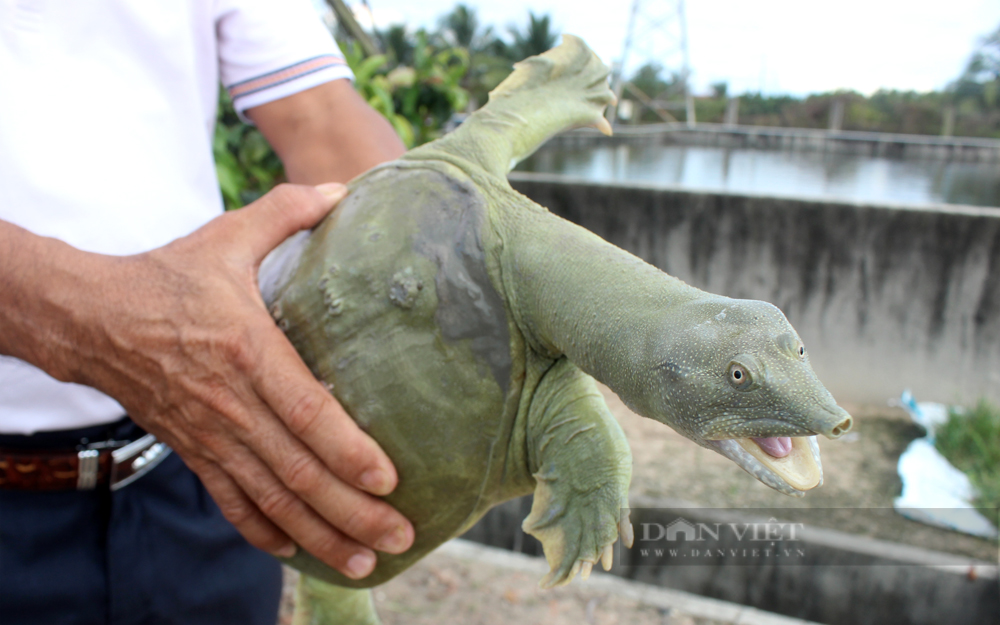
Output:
[343,34,469,148]
[213,89,285,210]
[680,87,963,136]
[936,400,1000,520]
[214,8,1000,209]
[214,4,560,209]
[624,22,1000,138]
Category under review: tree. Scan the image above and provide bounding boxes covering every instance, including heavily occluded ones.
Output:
[438,4,487,51]
[628,63,677,99]
[378,24,415,67]
[436,4,512,108]
[507,12,558,61]
[945,22,1000,137]
[953,23,1000,109]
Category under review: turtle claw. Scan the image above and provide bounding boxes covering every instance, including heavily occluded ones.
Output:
[539,558,583,589]
[620,507,634,548]
[524,475,632,589]
[538,558,575,589]
[601,544,614,571]
[538,571,558,590]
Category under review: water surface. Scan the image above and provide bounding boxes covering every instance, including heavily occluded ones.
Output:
[517,144,1000,208]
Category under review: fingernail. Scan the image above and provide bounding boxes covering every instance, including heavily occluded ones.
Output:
[314,182,347,200]
[375,525,410,554]
[272,543,297,559]
[359,469,392,495]
[345,551,377,579]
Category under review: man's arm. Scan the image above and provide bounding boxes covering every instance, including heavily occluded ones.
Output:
[0,182,411,579]
[247,78,406,185]
[0,80,417,584]
[0,77,414,581]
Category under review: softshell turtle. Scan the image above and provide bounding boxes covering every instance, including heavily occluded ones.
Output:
[259,36,854,624]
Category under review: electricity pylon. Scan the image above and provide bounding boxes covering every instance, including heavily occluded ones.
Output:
[609,0,695,126]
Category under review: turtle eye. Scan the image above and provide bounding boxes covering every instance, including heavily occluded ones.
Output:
[797,344,806,359]
[728,363,752,389]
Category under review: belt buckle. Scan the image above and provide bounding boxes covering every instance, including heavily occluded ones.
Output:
[108,434,172,491]
[76,449,101,490]
[76,439,128,491]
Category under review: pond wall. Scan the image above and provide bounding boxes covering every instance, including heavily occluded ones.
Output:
[552,124,1000,162]
[462,496,998,625]
[509,173,1000,406]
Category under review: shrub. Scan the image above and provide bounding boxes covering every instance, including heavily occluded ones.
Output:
[936,399,1000,520]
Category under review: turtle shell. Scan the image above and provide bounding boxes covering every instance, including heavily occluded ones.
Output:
[264,159,531,587]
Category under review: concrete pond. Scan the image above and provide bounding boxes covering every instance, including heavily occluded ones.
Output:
[518,125,1000,208]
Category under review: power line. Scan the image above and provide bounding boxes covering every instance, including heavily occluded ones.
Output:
[610,0,695,126]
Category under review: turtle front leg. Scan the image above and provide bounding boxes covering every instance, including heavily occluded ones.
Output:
[292,575,381,625]
[522,357,634,588]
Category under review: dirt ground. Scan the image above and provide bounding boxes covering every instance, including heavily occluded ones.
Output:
[278,549,736,625]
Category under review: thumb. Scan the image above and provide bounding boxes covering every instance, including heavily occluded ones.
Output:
[236,182,348,265]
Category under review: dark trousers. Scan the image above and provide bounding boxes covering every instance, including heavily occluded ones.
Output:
[0,419,282,625]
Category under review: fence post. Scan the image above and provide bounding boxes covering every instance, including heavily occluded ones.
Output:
[724,97,740,127]
[828,99,845,132]
[941,105,956,137]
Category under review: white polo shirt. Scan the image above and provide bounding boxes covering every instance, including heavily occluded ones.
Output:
[0,0,353,434]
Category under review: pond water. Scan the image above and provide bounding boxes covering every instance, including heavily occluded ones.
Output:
[517,144,1000,208]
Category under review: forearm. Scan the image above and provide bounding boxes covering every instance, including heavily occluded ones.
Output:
[521,357,632,588]
[0,189,415,576]
[525,358,631,480]
[0,219,113,384]
[249,79,406,186]
[0,218,191,412]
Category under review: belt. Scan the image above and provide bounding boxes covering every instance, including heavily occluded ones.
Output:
[0,434,171,491]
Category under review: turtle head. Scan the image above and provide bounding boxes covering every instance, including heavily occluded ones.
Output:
[640,297,853,497]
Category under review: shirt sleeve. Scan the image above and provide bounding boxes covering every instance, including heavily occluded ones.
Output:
[215,0,354,122]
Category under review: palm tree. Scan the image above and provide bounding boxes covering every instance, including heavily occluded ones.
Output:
[507,12,558,62]
[378,24,415,66]
[436,4,515,110]
[953,23,1000,109]
[438,4,486,51]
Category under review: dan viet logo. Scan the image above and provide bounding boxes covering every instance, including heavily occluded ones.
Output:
[631,515,808,564]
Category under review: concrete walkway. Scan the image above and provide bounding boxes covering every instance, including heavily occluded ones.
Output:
[436,538,823,625]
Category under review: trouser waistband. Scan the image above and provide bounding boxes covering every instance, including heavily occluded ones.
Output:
[0,416,140,449]
[0,418,171,491]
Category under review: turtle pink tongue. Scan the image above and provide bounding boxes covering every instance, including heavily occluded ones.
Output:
[752,436,793,458]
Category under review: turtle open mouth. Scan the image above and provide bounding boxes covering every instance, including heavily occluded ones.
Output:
[737,436,823,491]
[702,434,823,496]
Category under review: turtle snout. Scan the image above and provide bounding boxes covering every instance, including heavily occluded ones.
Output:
[813,404,853,439]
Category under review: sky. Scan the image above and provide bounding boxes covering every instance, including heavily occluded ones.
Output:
[341,0,1000,97]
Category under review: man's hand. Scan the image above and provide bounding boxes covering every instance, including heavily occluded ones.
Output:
[0,183,414,580]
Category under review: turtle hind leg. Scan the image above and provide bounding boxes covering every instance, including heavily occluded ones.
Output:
[292,575,381,625]
[522,357,634,589]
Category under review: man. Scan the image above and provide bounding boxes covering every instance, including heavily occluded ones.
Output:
[0,1,414,622]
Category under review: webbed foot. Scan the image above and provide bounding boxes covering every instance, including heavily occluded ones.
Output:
[523,467,633,588]
[522,357,633,588]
